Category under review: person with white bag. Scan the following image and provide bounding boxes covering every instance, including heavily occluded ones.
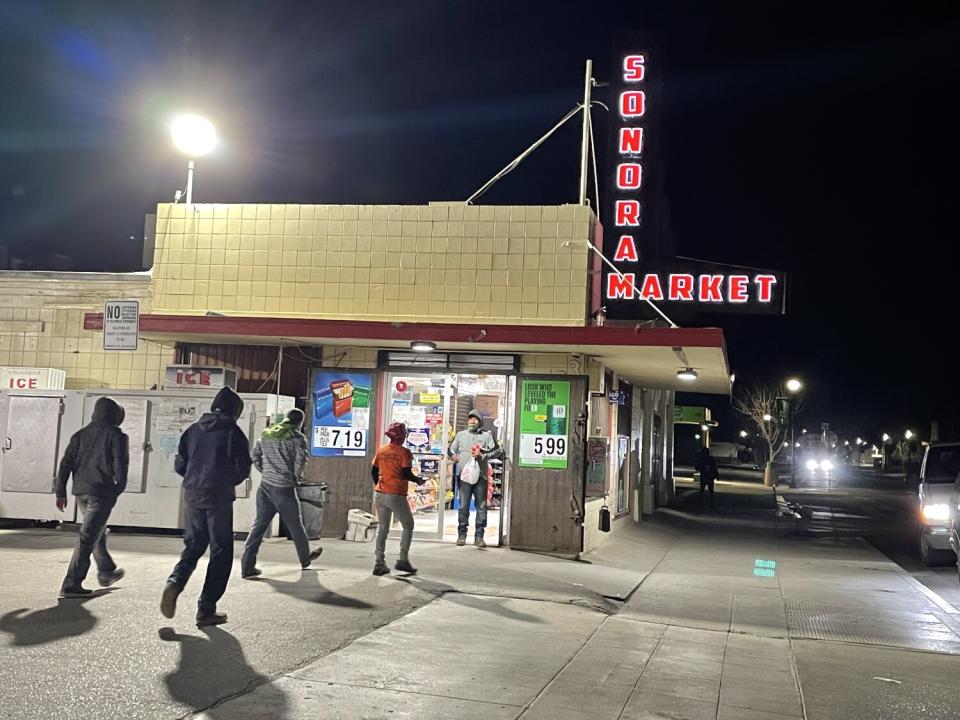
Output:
[448,410,503,548]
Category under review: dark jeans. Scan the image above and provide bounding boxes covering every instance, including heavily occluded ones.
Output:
[241,483,312,574]
[457,477,488,538]
[168,503,234,615]
[63,494,117,589]
[699,477,715,507]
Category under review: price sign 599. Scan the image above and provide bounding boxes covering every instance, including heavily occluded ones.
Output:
[520,433,568,468]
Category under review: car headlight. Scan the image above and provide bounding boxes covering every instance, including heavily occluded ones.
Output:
[922,503,950,522]
[820,459,834,471]
[805,459,818,471]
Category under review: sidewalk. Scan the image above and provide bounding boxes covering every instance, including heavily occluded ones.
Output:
[201,507,960,719]
[3,498,960,719]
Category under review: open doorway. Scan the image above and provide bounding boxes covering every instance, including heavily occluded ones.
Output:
[380,371,515,546]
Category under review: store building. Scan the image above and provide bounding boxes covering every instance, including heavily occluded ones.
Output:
[0,200,731,557]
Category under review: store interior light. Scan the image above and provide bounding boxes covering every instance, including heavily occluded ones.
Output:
[410,340,436,353]
[677,367,698,382]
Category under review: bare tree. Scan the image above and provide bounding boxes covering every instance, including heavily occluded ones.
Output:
[733,384,788,464]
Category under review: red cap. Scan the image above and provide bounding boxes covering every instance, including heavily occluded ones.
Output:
[385,422,407,444]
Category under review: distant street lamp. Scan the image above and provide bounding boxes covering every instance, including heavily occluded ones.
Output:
[763,413,772,422]
[739,430,748,438]
[905,429,914,440]
[785,377,803,487]
[881,433,891,472]
[170,113,218,204]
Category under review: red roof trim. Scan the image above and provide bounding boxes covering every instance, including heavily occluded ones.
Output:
[83,313,725,349]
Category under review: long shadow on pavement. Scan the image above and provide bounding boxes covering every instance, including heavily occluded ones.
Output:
[254,569,374,609]
[394,576,546,624]
[0,589,115,646]
[159,625,288,719]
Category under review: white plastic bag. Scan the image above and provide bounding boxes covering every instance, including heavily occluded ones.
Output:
[460,458,481,485]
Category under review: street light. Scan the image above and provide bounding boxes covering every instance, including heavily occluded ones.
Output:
[170,113,218,204]
[763,413,772,422]
[905,429,914,440]
[739,430,748,438]
[784,377,803,487]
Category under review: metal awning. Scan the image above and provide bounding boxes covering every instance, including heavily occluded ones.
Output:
[84,313,731,394]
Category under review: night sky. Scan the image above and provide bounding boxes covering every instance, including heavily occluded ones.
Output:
[1,2,957,441]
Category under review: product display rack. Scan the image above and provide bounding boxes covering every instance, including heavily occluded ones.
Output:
[489,458,503,509]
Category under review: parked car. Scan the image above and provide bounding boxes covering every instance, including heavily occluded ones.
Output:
[918,442,960,566]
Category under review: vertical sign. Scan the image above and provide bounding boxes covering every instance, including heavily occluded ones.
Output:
[311,371,372,457]
[103,300,139,351]
[519,380,570,469]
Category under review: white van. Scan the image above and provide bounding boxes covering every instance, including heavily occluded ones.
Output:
[918,441,960,566]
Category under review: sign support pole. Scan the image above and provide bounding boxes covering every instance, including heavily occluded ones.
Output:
[578,59,593,206]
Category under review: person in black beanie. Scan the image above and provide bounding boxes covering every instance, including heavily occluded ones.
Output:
[161,387,251,627]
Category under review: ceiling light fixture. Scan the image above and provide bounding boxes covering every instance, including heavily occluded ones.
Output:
[677,367,698,382]
[410,340,436,353]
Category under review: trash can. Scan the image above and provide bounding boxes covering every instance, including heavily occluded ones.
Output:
[296,482,327,540]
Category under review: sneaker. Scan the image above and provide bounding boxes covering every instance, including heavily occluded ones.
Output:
[395,560,417,574]
[456,536,467,546]
[372,564,391,576]
[196,612,228,627]
[301,546,324,569]
[241,568,263,580]
[97,568,125,588]
[59,586,93,599]
[474,537,487,549]
[160,582,181,619]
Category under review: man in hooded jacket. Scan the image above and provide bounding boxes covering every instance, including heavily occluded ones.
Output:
[240,408,323,578]
[448,410,503,548]
[161,387,251,627]
[55,396,129,598]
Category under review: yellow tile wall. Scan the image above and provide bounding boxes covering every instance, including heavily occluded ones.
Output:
[0,274,173,390]
[320,346,379,369]
[151,202,594,326]
[520,353,586,375]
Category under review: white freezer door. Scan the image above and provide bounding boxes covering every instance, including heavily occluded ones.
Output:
[1,395,62,493]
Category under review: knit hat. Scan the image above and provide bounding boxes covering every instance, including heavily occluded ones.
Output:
[285,408,305,427]
[385,422,407,444]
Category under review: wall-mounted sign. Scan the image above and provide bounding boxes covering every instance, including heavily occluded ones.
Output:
[519,380,570,469]
[164,365,236,390]
[103,300,139,351]
[600,47,786,319]
[311,371,372,457]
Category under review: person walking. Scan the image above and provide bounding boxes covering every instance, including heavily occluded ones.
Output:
[55,397,129,598]
[161,388,251,627]
[448,410,503,548]
[694,446,719,508]
[371,422,423,576]
[241,408,323,579]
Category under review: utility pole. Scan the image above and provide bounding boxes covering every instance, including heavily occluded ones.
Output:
[578,59,593,206]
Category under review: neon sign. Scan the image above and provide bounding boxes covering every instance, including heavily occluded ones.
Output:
[601,48,786,318]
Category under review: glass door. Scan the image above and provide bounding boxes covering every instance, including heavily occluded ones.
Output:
[382,372,452,539]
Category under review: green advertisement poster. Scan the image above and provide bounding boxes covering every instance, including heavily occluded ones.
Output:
[519,379,570,469]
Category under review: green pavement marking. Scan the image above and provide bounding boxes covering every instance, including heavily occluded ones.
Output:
[753,568,776,577]
[755,559,777,569]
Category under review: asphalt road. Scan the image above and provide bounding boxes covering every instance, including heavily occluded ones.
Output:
[677,467,960,611]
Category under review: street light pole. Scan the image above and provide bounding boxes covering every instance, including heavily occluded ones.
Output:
[185,159,196,205]
[790,400,796,488]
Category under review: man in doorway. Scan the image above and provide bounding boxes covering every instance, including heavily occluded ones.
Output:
[371,422,423,576]
[448,410,503,548]
[161,387,251,627]
[694,446,719,509]
[241,408,324,579]
[55,396,129,598]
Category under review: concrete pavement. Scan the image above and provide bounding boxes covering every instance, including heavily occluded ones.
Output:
[3,487,960,719]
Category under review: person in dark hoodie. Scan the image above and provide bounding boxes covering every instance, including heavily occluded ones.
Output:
[240,408,323,579]
[55,396,129,598]
[448,410,503,548]
[161,387,251,627]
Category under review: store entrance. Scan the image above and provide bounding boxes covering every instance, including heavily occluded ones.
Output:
[381,371,515,546]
